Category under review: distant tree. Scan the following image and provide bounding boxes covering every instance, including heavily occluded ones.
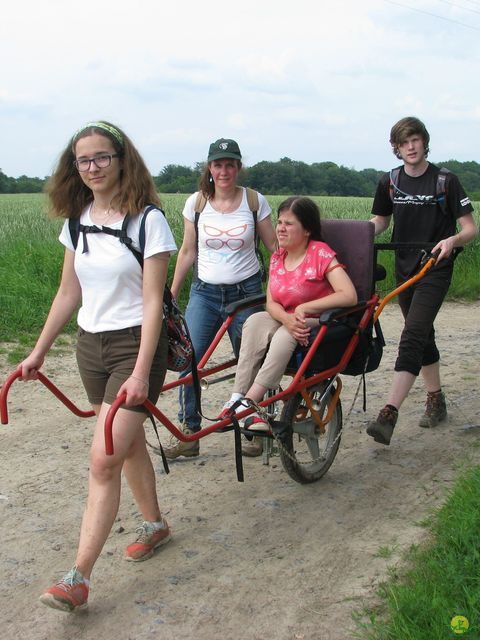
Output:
[4,160,479,198]
[0,169,14,193]
[14,175,45,193]
[439,160,480,194]
[154,164,200,193]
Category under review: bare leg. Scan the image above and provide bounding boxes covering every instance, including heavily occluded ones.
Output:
[386,370,416,410]
[122,425,161,522]
[420,361,441,393]
[74,404,151,579]
[245,382,268,404]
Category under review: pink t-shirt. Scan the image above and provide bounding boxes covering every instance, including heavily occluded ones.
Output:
[269,240,337,313]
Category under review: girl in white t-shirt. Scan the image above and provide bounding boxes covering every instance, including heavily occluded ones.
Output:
[165,138,277,460]
[18,121,177,611]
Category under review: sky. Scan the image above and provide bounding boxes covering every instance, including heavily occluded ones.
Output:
[1,0,479,178]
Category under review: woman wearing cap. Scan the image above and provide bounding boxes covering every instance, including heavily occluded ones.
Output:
[165,138,277,459]
[17,121,177,611]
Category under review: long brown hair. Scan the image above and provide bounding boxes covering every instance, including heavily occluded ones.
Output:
[44,121,161,219]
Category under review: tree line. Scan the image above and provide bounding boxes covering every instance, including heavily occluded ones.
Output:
[2,158,480,199]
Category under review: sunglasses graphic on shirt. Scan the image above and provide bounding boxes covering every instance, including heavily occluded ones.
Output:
[203,223,246,251]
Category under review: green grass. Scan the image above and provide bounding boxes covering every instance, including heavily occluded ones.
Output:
[0,192,478,348]
[354,464,480,639]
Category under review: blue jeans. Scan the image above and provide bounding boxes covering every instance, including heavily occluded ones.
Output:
[178,272,264,431]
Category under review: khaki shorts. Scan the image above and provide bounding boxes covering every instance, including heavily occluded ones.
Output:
[76,324,168,413]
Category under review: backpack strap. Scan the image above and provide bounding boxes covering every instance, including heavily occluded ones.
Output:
[388,167,401,202]
[245,186,259,245]
[193,192,208,282]
[68,204,161,268]
[436,167,450,215]
[68,217,81,250]
[245,187,259,215]
[389,165,450,216]
[193,192,207,239]
[245,187,267,282]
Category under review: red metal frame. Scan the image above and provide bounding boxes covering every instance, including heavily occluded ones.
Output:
[1,369,94,425]
[0,254,437,458]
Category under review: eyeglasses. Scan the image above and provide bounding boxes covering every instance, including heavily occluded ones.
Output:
[203,223,246,251]
[74,153,120,172]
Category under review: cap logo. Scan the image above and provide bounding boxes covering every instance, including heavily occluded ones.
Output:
[219,142,228,150]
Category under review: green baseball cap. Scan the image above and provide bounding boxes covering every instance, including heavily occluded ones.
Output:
[207,138,242,162]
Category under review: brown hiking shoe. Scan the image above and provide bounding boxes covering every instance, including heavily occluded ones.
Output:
[366,405,398,445]
[164,427,199,459]
[242,436,263,457]
[419,391,447,428]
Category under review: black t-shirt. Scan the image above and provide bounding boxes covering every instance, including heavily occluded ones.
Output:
[371,163,474,280]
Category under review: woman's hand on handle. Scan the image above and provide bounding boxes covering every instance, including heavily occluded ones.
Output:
[17,352,45,381]
[117,375,149,408]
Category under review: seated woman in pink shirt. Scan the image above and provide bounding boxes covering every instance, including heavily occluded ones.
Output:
[221,196,358,431]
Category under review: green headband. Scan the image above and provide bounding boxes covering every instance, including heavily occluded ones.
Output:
[73,122,124,147]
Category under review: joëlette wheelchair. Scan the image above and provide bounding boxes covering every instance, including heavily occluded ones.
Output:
[0,219,438,485]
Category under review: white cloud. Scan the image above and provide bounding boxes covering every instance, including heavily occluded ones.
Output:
[1,0,479,176]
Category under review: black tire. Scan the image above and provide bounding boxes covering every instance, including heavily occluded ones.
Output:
[279,383,342,484]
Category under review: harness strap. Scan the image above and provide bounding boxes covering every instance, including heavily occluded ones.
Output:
[147,413,170,475]
[77,224,102,254]
[229,414,245,482]
[389,166,450,215]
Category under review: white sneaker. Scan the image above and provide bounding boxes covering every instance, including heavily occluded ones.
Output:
[218,397,247,420]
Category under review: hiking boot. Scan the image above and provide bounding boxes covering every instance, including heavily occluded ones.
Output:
[164,427,199,459]
[366,405,398,446]
[242,436,263,457]
[124,518,171,562]
[419,390,447,428]
[39,567,89,612]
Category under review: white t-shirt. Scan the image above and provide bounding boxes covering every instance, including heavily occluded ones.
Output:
[183,187,271,285]
[59,205,177,333]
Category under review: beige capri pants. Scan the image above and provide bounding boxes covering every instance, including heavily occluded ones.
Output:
[233,311,319,394]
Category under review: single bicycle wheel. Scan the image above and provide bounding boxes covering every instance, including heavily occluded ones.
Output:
[279,383,342,484]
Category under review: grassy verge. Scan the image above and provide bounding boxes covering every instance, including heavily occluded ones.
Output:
[354,463,480,639]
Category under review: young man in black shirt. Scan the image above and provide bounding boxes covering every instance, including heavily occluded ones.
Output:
[367,116,478,445]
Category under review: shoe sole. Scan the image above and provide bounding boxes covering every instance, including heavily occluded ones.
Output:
[39,593,88,612]
[245,425,271,434]
[418,413,447,429]
[366,426,391,446]
[164,450,199,460]
[124,532,172,562]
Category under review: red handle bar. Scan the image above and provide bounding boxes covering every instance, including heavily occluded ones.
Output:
[0,369,95,425]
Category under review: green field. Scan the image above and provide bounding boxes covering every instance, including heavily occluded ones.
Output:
[0,192,478,348]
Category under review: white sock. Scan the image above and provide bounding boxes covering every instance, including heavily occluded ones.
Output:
[229,392,244,403]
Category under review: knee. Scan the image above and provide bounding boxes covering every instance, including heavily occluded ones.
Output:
[89,448,122,483]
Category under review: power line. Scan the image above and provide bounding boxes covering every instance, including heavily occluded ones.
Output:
[384,0,480,29]
[435,0,480,16]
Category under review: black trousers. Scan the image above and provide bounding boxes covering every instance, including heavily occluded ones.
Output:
[394,267,452,376]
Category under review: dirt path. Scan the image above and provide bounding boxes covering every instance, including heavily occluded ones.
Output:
[1,301,479,640]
